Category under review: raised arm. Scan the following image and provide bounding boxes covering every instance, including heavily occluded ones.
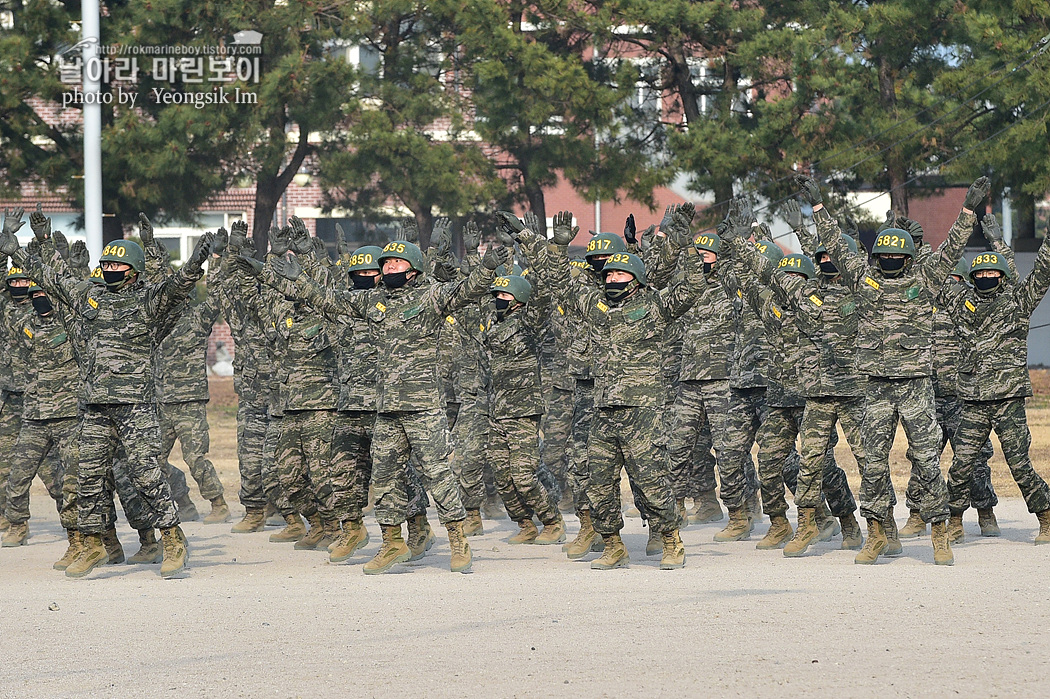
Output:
[918,177,989,291]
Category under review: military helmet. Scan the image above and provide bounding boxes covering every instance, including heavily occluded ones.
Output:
[377,240,426,273]
[870,228,915,258]
[584,232,627,259]
[969,251,1011,279]
[815,234,859,257]
[346,245,382,273]
[777,253,816,279]
[951,257,970,280]
[601,251,648,286]
[5,265,29,282]
[693,232,721,255]
[89,266,106,285]
[27,283,43,295]
[753,239,784,264]
[99,239,145,273]
[490,274,531,304]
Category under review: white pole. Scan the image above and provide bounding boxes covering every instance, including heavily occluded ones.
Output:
[82,0,103,263]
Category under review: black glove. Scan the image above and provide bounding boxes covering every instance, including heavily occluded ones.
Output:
[335,223,350,257]
[551,211,578,246]
[272,253,302,281]
[235,253,263,277]
[431,218,453,256]
[982,213,1003,243]
[522,211,541,237]
[464,220,482,252]
[70,240,89,269]
[659,204,677,232]
[185,232,213,271]
[667,202,696,248]
[723,198,754,242]
[496,211,525,240]
[483,245,512,270]
[795,174,823,206]
[53,230,70,260]
[29,204,51,242]
[784,199,803,230]
[138,212,154,245]
[229,220,249,253]
[269,224,289,256]
[26,239,40,256]
[964,176,991,211]
[899,217,924,241]
[213,227,229,256]
[623,214,638,245]
[288,216,312,255]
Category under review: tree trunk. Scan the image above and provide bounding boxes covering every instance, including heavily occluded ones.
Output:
[523,181,546,238]
[102,215,125,246]
[877,57,909,217]
[250,131,311,257]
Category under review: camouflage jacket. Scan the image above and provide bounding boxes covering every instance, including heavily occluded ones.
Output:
[15,247,202,405]
[0,288,32,394]
[15,309,79,420]
[931,294,962,398]
[551,247,704,409]
[940,238,1050,401]
[677,265,735,384]
[272,258,496,413]
[214,253,276,408]
[814,207,974,379]
[723,258,769,389]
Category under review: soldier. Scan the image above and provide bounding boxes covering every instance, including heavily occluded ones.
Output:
[799,173,989,565]
[941,216,1050,545]
[0,250,35,534]
[0,209,212,578]
[268,237,507,574]
[548,209,702,570]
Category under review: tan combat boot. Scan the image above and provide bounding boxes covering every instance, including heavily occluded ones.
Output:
[899,509,926,538]
[509,519,539,545]
[128,529,163,564]
[854,519,888,565]
[446,520,472,573]
[689,490,724,524]
[293,514,325,550]
[947,513,965,544]
[269,514,307,543]
[101,527,125,564]
[659,529,686,570]
[930,520,954,565]
[1035,510,1050,545]
[978,508,1001,537]
[231,507,266,533]
[363,524,410,575]
[646,526,662,556]
[330,520,370,563]
[53,530,81,570]
[406,515,435,561]
[590,534,628,570]
[884,511,903,556]
[839,512,864,550]
[814,503,840,542]
[177,495,200,522]
[159,526,189,577]
[204,495,231,524]
[564,511,598,560]
[462,508,484,537]
[757,515,793,550]
[1,521,28,547]
[535,516,566,545]
[714,507,750,542]
[65,533,110,578]
[783,507,819,557]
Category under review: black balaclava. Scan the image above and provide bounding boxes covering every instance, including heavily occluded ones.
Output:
[102,269,129,290]
[494,296,512,321]
[876,256,907,278]
[605,279,636,302]
[589,257,606,273]
[352,273,379,290]
[703,262,714,275]
[973,275,1002,294]
[383,271,410,289]
[819,260,839,277]
[8,284,29,299]
[32,295,52,316]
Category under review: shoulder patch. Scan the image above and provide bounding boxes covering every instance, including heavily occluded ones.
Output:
[557,305,564,316]
[772,305,782,318]
[737,289,743,299]
[863,277,880,290]
[375,302,386,313]
[445,315,455,325]
[596,301,609,314]
[87,297,98,309]
[479,322,486,332]
[285,317,293,328]
[808,294,823,307]
[964,300,977,313]
[23,327,32,339]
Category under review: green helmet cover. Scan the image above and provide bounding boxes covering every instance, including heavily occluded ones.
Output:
[969,251,1011,279]
[99,239,146,273]
[584,232,627,259]
[777,253,816,279]
[693,232,721,255]
[491,274,531,304]
[346,245,383,273]
[753,239,784,264]
[377,240,426,273]
[871,228,915,258]
[601,251,648,286]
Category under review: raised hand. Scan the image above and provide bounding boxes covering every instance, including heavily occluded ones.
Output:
[464,220,482,252]
[784,198,803,230]
[794,174,823,206]
[273,252,303,281]
[623,214,638,245]
[965,176,991,212]
[213,227,229,256]
[400,220,419,245]
[235,253,263,277]
[483,245,512,270]
[551,211,578,246]
[70,240,89,268]
[522,211,541,236]
[269,224,289,257]
[229,220,249,253]
[431,218,453,255]
[982,213,1003,243]
[53,230,70,260]
[138,212,154,245]
[288,216,312,255]
[335,223,350,256]
[667,202,696,248]
[0,209,23,256]
[29,203,51,242]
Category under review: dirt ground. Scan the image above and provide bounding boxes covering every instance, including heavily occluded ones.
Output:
[2,376,1050,697]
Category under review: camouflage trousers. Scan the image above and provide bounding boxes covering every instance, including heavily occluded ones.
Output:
[906,394,996,511]
[78,403,180,534]
[371,409,465,526]
[490,415,559,525]
[862,377,948,524]
[588,406,681,537]
[667,380,729,500]
[110,451,157,532]
[539,386,574,492]
[0,391,24,517]
[236,395,270,510]
[263,413,295,517]
[159,400,224,502]
[948,398,1050,515]
[568,379,595,514]
[758,405,855,518]
[716,386,767,510]
[332,410,374,522]
[791,398,866,516]
[448,393,489,510]
[3,417,74,528]
[275,409,343,523]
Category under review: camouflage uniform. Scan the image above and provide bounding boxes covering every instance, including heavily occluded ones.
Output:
[445,292,491,510]
[15,244,203,534]
[941,243,1050,516]
[0,275,32,520]
[277,256,497,526]
[539,304,575,497]
[815,208,975,523]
